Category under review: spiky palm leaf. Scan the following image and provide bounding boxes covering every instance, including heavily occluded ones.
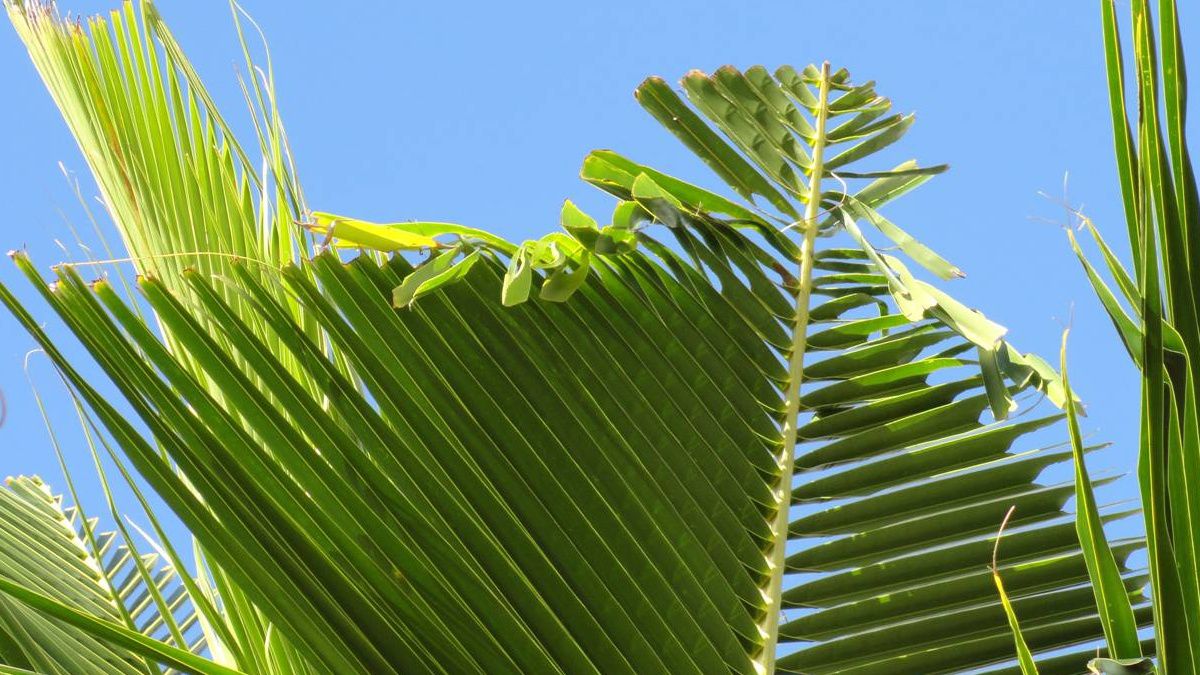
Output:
[0,1,1151,674]
[574,61,1154,674]
[0,475,214,674]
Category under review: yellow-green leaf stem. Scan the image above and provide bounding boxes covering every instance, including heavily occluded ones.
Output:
[758,61,831,675]
[992,506,1039,675]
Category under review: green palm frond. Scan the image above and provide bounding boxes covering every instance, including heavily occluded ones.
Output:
[5,0,324,393]
[0,1,1152,674]
[0,476,210,674]
[7,0,303,272]
[608,63,1149,674]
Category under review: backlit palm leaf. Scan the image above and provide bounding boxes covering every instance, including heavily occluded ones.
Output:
[1061,0,1200,672]
[0,476,212,674]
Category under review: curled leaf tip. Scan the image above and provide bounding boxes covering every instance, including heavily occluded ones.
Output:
[1087,657,1155,674]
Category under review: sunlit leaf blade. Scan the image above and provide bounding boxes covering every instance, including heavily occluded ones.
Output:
[306,212,515,254]
[392,246,480,308]
[5,0,304,278]
[1085,1,1200,671]
[1069,230,1145,367]
[1156,0,1199,275]
[305,213,441,251]
[1101,0,1143,276]
[0,574,241,675]
[845,196,964,281]
[1061,330,1143,658]
[635,75,797,218]
[979,345,1017,421]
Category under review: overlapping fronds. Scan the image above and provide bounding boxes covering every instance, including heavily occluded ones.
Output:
[3,238,785,673]
[0,1,1154,673]
[584,63,1148,673]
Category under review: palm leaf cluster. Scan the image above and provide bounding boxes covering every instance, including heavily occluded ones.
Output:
[1048,0,1200,672]
[0,0,1152,673]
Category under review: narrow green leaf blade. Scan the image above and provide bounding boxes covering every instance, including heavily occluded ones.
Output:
[1061,330,1142,658]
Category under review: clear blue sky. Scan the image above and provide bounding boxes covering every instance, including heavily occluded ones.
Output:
[0,1,1194,552]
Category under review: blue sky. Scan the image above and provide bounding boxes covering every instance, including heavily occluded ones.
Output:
[0,1,1194,551]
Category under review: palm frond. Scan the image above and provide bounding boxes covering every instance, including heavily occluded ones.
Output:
[588,63,1149,673]
[0,476,213,674]
[5,0,324,393]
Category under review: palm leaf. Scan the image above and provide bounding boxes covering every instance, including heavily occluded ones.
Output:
[5,0,323,393]
[596,63,1148,673]
[0,476,217,674]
